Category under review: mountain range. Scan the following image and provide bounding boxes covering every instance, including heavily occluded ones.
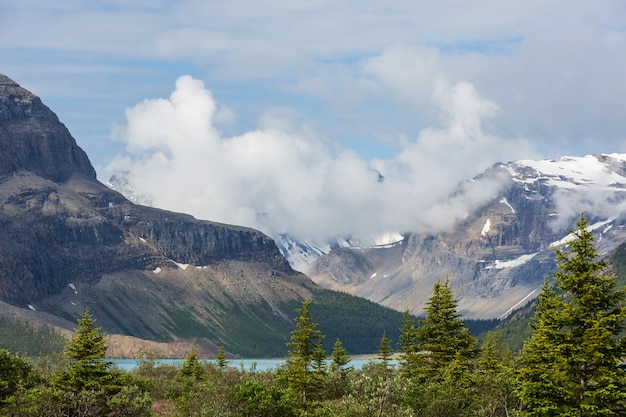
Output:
[0,74,405,357]
[110,133,626,320]
[307,154,626,318]
[3,71,625,359]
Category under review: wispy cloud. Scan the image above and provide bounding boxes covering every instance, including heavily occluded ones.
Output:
[105,75,536,242]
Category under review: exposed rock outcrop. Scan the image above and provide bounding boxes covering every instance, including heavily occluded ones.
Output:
[0,75,95,182]
[0,74,289,306]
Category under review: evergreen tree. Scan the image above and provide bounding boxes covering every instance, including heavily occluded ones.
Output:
[518,213,626,416]
[377,331,394,372]
[215,346,229,370]
[59,308,112,392]
[398,309,419,377]
[0,349,39,403]
[177,345,205,382]
[330,338,351,373]
[415,278,476,378]
[475,332,510,377]
[284,300,325,406]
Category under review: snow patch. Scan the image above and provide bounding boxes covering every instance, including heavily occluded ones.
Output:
[498,287,540,319]
[153,267,161,274]
[550,218,614,247]
[370,272,377,278]
[68,283,77,294]
[500,197,515,213]
[511,155,626,190]
[481,219,491,236]
[176,263,189,270]
[28,304,36,311]
[485,253,538,270]
[374,233,403,246]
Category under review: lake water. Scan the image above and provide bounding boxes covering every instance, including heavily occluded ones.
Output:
[111,358,388,372]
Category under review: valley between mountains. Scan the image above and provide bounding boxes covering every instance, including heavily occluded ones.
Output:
[3,72,626,358]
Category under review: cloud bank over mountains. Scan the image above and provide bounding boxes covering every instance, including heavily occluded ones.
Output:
[106,75,536,243]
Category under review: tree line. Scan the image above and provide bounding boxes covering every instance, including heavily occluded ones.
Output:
[0,213,625,416]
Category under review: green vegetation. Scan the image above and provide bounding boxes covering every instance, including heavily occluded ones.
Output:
[306,287,408,354]
[518,214,626,416]
[0,213,624,416]
[414,278,477,377]
[609,240,626,289]
[0,317,66,356]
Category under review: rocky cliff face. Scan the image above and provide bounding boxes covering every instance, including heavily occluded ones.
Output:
[309,155,626,318]
[0,74,410,357]
[0,75,96,182]
[0,74,290,307]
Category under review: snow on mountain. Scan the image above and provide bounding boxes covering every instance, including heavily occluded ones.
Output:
[273,233,405,273]
[309,153,626,318]
[107,153,626,318]
[505,154,626,190]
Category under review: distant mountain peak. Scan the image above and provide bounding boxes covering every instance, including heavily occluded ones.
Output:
[309,152,626,319]
[503,154,626,190]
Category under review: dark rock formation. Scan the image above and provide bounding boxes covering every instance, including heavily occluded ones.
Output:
[0,75,96,182]
[0,74,290,307]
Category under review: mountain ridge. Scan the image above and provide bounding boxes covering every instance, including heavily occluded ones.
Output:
[0,73,407,356]
[307,153,626,318]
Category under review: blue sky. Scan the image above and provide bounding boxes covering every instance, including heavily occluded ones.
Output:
[2,1,626,244]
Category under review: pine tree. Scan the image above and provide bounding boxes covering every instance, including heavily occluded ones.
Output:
[377,331,394,372]
[399,309,419,377]
[178,345,205,382]
[415,278,476,378]
[60,308,112,392]
[215,346,229,370]
[330,338,351,373]
[284,300,325,406]
[518,213,626,416]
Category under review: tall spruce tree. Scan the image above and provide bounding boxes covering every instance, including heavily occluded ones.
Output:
[518,213,626,416]
[284,300,325,406]
[377,331,394,372]
[415,278,476,378]
[59,308,112,392]
[330,338,351,373]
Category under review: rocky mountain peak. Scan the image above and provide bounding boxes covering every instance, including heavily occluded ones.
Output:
[0,74,292,307]
[309,153,626,319]
[0,74,96,183]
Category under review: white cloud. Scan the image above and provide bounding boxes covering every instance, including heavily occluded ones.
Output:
[3,0,625,169]
[106,75,537,243]
[363,45,441,106]
[4,1,625,241]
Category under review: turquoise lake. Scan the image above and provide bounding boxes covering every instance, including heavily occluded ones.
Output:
[111,358,390,372]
